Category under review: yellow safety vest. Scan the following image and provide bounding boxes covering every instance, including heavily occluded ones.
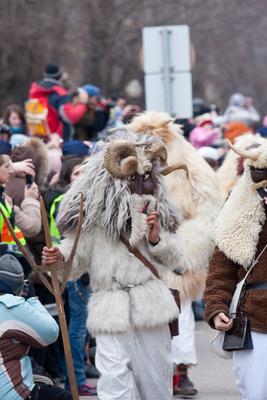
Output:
[49,194,64,246]
[0,202,26,248]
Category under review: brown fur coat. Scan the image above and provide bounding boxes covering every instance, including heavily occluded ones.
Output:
[205,220,267,333]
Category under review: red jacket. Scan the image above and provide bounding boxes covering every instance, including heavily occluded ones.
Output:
[29,79,87,138]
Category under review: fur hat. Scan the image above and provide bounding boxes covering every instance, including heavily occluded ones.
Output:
[10,137,50,188]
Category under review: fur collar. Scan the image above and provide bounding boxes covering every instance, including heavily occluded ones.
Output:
[215,165,266,269]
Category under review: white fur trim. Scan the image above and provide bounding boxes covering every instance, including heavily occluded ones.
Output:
[87,290,130,336]
[60,227,183,335]
[130,279,178,329]
[215,167,265,269]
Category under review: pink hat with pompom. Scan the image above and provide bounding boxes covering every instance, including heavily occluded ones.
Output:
[189,126,218,148]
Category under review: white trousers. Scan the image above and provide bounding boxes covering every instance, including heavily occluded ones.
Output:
[233,331,267,400]
[95,325,172,400]
[171,299,197,365]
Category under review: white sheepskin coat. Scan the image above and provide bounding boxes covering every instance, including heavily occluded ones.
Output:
[163,133,221,298]
[129,112,222,300]
[59,228,184,336]
[215,164,265,269]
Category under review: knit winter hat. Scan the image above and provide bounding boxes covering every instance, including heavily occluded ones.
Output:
[62,140,90,156]
[0,124,11,136]
[189,126,218,148]
[229,93,246,107]
[0,140,12,155]
[44,64,62,80]
[9,134,28,149]
[0,255,24,295]
[223,122,252,143]
[82,84,100,98]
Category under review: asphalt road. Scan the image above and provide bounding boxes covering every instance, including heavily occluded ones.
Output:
[82,321,240,399]
[190,321,240,400]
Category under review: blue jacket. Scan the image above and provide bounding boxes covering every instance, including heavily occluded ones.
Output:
[0,294,59,399]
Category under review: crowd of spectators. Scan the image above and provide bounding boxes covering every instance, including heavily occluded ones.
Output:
[0,62,266,399]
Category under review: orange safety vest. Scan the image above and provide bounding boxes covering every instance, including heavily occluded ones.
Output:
[0,202,26,246]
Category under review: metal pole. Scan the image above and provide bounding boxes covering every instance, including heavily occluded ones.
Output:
[161,29,173,115]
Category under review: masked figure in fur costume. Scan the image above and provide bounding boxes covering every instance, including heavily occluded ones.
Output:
[217,133,266,201]
[205,141,267,399]
[42,129,186,400]
[129,111,222,397]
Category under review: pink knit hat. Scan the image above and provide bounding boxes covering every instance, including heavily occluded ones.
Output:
[49,148,62,176]
[189,126,218,148]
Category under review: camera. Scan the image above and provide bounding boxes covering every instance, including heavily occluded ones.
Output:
[25,174,34,188]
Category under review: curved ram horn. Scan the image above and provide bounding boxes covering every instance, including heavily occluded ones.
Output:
[161,163,189,177]
[104,142,138,178]
[146,142,168,163]
[227,140,260,161]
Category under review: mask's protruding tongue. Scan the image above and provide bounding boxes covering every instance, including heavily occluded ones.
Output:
[129,194,157,247]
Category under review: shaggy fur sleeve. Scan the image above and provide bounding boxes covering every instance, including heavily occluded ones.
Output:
[59,232,92,280]
[204,246,239,328]
[178,213,217,273]
[148,231,185,271]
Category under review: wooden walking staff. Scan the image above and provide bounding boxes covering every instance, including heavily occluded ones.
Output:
[0,195,84,400]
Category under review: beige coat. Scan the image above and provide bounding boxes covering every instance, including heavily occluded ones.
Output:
[15,198,41,238]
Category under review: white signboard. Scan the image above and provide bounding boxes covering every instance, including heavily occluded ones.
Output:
[143,25,191,73]
[144,73,192,119]
[143,25,193,118]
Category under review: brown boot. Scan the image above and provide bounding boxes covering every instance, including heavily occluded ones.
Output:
[173,364,198,399]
